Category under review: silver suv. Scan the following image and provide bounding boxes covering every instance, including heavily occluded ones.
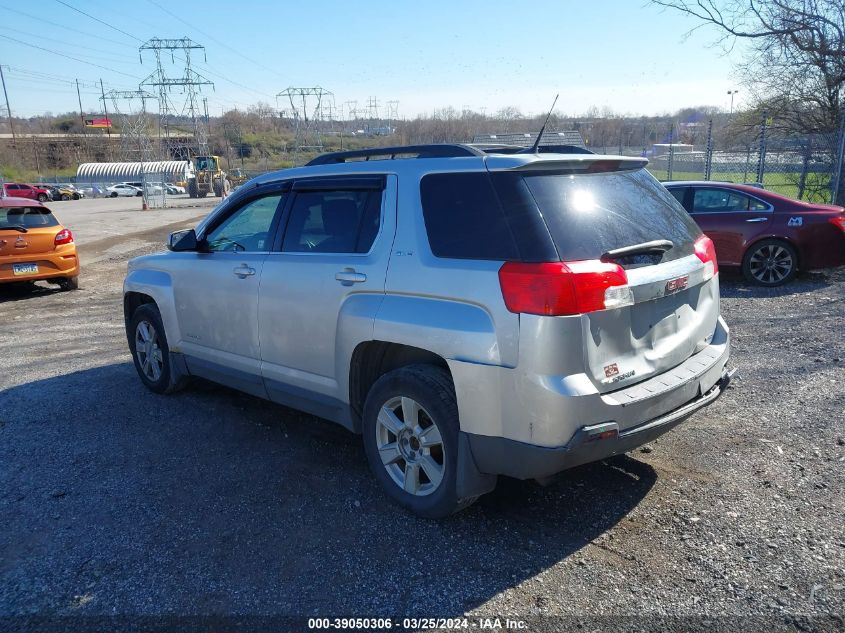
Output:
[123,144,731,518]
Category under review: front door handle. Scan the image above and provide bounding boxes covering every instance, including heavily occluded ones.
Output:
[335,270,367,285]
[233,264,256,278]
[745,217,769,223]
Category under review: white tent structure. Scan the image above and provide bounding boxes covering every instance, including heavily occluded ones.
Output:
[76,161,193,184]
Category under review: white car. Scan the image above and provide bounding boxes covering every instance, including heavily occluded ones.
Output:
[107,184,142,197]
[165,182,186,194]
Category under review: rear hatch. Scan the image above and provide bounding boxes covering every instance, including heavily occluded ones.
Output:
[489,160,719,393]
[0,206,63,256]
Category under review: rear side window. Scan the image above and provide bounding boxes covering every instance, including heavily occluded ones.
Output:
[693,188,769,212]
[282,189,381,254]
[420,172,519,260]
[0,207,59,228]
[668,186,688,206]
[514,169,701,262]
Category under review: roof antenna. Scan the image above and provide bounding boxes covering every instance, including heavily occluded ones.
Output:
[529,94,559,154]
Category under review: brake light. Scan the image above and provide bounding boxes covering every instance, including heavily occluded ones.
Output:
[498,260,632,316]
[694,234,718,280]
[54,228,74,245]
[830,216,845,233]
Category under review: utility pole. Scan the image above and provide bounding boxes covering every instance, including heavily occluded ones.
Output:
[100,78,112,160]
[0,63,17,146]
[76,78,89,161]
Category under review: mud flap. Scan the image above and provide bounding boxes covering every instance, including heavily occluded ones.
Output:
[456,432,497,502]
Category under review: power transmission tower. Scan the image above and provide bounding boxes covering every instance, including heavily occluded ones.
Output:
[365,96,380,133]
[386,100,399,135]
[101,89,157,163]
[139,38,214,160]
[277,86,333,156]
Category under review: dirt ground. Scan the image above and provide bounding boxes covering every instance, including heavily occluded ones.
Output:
[1,200,843,630]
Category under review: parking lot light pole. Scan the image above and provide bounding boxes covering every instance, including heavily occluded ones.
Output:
[727,89,739,115]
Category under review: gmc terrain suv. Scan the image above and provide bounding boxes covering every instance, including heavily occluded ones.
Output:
[123,144,731,518]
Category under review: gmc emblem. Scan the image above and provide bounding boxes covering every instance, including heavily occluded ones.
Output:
[665,275,689,294]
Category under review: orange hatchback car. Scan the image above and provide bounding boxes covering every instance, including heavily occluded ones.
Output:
[0,197,79,290]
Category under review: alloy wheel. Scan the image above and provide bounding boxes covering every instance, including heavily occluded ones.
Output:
[135,320,163,382]
[375,396,445,496]
[749,243,793,284]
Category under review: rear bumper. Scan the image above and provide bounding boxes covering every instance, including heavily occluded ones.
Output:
[466,368,733,480]
[0,249,80,283]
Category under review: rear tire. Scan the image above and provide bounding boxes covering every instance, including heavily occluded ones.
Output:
[57,276,79,291]
[742,239,797,286]
[188,180,198,198]
[61,194,70,201]
[362,364,474,519]
[128,303,188,394]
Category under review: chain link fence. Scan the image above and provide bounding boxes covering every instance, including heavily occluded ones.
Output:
[641,116,845,204]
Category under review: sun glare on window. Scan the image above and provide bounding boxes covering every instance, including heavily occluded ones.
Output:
[571,189,596,212]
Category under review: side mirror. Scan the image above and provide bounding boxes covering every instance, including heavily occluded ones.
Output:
[168,228,199,252]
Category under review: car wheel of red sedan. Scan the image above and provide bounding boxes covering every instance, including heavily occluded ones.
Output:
[743,239,797,286]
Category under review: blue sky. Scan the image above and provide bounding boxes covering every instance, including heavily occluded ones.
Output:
[0,0,746,119]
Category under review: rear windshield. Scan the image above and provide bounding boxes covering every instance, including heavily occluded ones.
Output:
[503,169,701,262]
[420,169,701,263]
[0,207,59,229]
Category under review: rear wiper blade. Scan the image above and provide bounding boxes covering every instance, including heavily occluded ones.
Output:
[0,225,28,233]
[601,240,674,261]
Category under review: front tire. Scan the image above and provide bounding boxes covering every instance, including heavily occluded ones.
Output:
[742,239,797,286]
[37,194,48,202]
[362,364,473,519]
[128,303,188,394]
[110,191,118,198]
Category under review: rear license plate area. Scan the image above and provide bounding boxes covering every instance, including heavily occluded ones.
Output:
[12,263,38,276]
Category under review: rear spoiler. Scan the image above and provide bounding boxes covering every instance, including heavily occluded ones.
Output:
[487,155,649,173]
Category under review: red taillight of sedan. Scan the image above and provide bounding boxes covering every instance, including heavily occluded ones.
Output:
[829,217,845,233]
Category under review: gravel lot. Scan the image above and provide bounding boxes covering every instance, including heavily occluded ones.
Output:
[1,203,843,630]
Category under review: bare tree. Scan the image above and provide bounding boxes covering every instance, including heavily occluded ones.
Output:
[653,0,845,201]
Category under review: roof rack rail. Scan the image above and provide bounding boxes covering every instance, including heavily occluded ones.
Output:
[472,144,595,156]
[306,144,483,166]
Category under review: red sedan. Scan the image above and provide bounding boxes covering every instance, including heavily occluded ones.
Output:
[2,183,52,203]
[664,182,845,286]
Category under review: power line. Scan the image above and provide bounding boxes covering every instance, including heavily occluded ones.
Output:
[0,27,138,63]
[0,4,137,49]
[145,0,288,82]
[53,0,143,43]
[0,34,144,80]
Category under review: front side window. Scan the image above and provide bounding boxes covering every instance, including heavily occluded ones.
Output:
[281,189,381,254]
[693,188,762,213]
[205,194,283,252]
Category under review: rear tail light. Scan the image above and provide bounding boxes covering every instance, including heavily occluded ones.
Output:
[829,216,845,233]
[54,228,74,245]
[498,260,632,316]
[694,234,718,280]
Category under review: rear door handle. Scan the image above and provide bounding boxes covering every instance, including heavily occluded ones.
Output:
[335,270,367,285]
[745,217,769,223]
[233,264,256,278]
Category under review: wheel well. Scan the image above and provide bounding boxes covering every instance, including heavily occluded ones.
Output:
[349,341,450,431]
[744,236,802,269]
[123,292,156,325]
